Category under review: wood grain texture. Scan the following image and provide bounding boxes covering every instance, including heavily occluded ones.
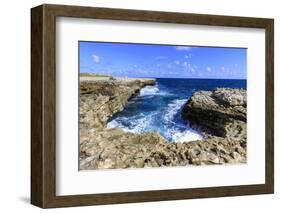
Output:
[265,20,274,193]
[31,5,43,207]
[31,4,274,208]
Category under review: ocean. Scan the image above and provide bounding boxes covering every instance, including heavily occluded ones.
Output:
[107,78,247,142]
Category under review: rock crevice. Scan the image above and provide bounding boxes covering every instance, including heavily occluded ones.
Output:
[182,88,247,138]
[80,78,247,170]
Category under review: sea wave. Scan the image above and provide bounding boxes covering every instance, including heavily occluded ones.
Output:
[139,86,159,96]
[107,96,202,143]
[139,85,171,97]
[107,112,156,134]
[162,99,202,142]
[163,99,187,125]
[171,129,202,143]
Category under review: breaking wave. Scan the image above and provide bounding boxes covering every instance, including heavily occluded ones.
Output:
[107,112,156,134]
[139,86,159,96]
[107,78,245,143]
[107,96,202,143]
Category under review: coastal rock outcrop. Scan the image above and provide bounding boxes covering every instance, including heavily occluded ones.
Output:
[180,88,247,164]
[80,127,246,169]
[182,88,246,138]
[80,78,156,129]
[80,128,168,169]
[80,80,247,169]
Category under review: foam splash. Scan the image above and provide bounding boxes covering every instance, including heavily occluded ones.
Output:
[139,86,159,96]
[107,120,122,129]
[162,99,202,142]
[107,93,202,143]
[172,130,202,143]
[163,99,187,125]
[107,112,156,134]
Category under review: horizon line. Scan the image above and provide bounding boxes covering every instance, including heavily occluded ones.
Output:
[79,73,246,81]
[134,77,246,80]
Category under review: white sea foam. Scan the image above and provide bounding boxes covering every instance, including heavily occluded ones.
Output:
[107,97,202,143]
[126,113,154,133]
[163,99,202,142]
[172,130,202,143]
[163,99,186,124]
[107,112,156,134]
[107,120,122,129]
[139,86,159,96]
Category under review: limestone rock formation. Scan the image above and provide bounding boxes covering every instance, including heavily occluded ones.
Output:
[80,80,247,170]
[182,88,246,137]
[80,78,156,129]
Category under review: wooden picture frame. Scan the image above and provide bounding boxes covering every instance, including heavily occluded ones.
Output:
[31,4,274,208]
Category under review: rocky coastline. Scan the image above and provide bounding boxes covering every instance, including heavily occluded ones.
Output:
[80,76,156,129]
[80,76,247,170]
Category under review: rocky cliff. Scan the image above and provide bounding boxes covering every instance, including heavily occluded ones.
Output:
[182,88,246,138]
[180,88,247,165]
[80,77,156,129]
[80,82,247,170]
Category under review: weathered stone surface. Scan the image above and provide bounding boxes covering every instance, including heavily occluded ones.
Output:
[212,88,247,107]
[80,128,167,169]
[80,128,246,169]
[80,78,155,129]
[180,88,247,165]
[80,80,247,170]
[182,88,247,137]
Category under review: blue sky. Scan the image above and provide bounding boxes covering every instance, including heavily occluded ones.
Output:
[79,41,246,79]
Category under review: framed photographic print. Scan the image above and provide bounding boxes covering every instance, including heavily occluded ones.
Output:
[31,4,274,208]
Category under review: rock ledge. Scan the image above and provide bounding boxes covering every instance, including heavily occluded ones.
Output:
[80,82,247,170]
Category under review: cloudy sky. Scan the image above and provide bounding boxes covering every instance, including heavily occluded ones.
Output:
[79,41,246,79]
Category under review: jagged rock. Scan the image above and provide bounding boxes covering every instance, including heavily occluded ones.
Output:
[180,88,247,164]
[80,80,247,169]
[212,88,246,107]
[80,78,156,129]
[80,128,167,169]
[182,88,247,137]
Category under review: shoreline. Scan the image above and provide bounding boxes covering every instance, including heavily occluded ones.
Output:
[80,75,156,127]
[79,75,247,169]
[80,74,156,84]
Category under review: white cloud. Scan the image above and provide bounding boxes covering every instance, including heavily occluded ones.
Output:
[206,67,212,72]
[182,61,191,68]
[174,60,180,65]
[92,54,100,63]
[185,54,192,59]
[175,46,192,51]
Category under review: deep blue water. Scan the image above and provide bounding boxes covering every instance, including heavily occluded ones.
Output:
[107,78,246,142]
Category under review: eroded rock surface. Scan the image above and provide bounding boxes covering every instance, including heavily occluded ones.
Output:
[182,88,246,138]
[80,81,247,170]
[80,78,155,129]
